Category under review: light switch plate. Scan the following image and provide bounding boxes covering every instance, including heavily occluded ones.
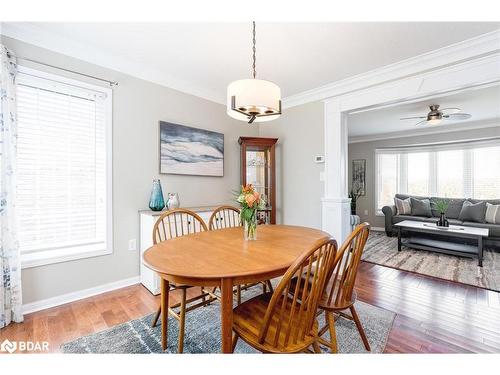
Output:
[128,239,137,251]
[364,210,368,215]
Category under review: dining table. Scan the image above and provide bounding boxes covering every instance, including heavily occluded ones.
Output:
[142,224,330,353]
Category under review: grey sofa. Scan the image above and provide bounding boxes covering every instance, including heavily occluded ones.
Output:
[382,194,500,246]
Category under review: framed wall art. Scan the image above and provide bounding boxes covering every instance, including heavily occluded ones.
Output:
[159,121,224,177]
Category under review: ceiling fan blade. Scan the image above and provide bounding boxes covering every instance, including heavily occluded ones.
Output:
[400,116,426,120]
[439,107,461,114]
[443,113,472,120]
[415,119,427,126]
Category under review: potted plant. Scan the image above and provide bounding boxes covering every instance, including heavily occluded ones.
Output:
[434,200,450,227]
[237,184,266,240]
[349,184,363,215]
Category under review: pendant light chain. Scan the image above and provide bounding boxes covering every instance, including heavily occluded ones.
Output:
[252,21,256,79]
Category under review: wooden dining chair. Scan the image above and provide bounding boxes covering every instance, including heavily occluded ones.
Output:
[231,237,338,353]
[317,222,371,353]
[208,205,274,304]
[208,205,241,230]
[150,208,217,353]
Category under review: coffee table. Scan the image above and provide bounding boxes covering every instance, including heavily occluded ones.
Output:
[394,220,489,266]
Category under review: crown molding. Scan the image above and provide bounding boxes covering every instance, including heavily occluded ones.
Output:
[283,29,500,109]
[348,119,500,144]
[0,22,226,105]
[2,23,499,110]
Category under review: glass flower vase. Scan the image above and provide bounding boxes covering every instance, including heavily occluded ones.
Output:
[244,211,258,241]
[149,179,165,211]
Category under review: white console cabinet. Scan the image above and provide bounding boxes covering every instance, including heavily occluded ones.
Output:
[139,206,218,295]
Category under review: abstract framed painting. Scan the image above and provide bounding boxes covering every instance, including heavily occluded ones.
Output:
[159,121,224,177]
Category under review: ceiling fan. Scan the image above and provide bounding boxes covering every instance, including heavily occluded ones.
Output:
[400,104,472,126]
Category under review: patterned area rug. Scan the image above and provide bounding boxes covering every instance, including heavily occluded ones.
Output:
[363,231,500,292]
[60,290,394,354]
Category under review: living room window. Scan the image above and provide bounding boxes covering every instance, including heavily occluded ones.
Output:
[407,152,430,196]
[15,67,113,268]
[375,140,500,213]
[473,146,500,199]
[436,149,465,198]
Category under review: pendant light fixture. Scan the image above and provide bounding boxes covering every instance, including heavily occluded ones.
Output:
[227,22,281,124]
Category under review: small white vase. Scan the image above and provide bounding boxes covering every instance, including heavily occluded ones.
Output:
[167,193,180,209]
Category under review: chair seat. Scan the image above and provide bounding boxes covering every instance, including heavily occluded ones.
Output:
[318,278,356,311]
[290,275,356,311]
[233,292,318,353]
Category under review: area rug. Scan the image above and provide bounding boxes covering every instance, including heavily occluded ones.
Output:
[363,231,500,292]
[60,292,394,354]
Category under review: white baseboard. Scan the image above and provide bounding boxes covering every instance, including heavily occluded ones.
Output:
[22,276,140,315]
[370,226,385,232]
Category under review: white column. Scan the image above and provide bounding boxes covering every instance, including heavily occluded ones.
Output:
[322,98,351,244]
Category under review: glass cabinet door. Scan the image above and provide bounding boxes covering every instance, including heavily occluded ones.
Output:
[245,149,269,200]
[238,137,278,224]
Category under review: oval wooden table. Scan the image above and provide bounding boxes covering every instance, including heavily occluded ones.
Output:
[143,224,330,353]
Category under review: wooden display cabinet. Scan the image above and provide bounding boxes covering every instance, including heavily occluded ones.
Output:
[238,137,278,224]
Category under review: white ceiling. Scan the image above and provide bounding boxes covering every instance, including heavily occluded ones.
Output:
[348,85,500,140]
[2,22,499,104]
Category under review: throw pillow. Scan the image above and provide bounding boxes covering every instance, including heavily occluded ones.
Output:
[485,203,500,224]
[458,201,487,223]
[410,198,432,217]
[394,197,411,215]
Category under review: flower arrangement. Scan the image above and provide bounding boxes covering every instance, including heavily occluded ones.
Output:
[237,184,266,240]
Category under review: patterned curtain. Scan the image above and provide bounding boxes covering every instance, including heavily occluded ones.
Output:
[0,44,23,328]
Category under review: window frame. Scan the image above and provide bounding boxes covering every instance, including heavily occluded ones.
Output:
[17,66,113,269]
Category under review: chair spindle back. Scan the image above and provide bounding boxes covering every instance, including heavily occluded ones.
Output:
[152,209,208,244]
[208,205,241,230]
[325,223,370,307]
[258,238,338,350]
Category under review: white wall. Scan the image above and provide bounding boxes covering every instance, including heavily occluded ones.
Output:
[2,36,259,304]
[259,101,324,229]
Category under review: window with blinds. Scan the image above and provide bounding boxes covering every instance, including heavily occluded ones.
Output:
[375,140,500,212]
[16,67,112,267]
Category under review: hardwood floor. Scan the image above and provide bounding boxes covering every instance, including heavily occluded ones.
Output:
[0,285,204,353]
[1,262,499,353]
[357,262,500,353]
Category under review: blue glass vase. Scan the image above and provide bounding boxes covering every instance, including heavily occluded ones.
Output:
[149,179,165,211]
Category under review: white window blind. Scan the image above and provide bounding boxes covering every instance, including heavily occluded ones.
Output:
[473,146,500,199]
[16,68,112,266]
[376,153,399,210]
[375,139,500,212]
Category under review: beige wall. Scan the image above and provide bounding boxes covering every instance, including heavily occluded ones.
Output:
[259,101,324,229]
[348,126,500,228]
[3,36,259,304]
